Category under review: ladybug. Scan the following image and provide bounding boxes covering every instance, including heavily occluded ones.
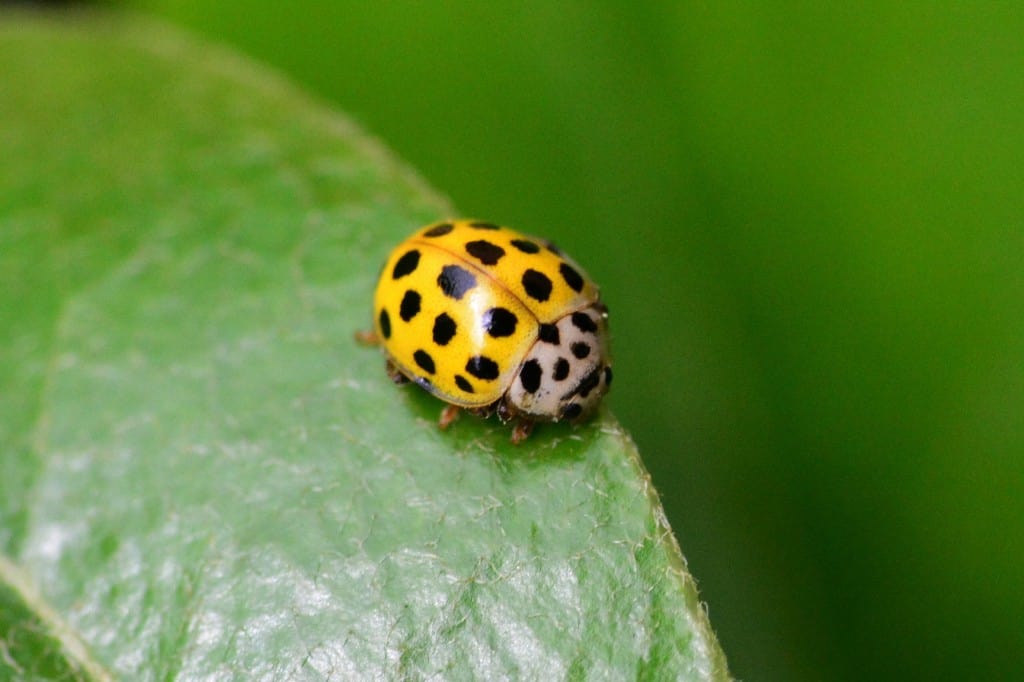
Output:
[358,220,612,443]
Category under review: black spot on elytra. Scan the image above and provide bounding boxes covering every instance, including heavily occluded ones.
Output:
[511,239,541,254]
[469,221,500,230]
[465,240,505,265]
[576,367,602,398]
[483,307,518,337]
[571,311,597,333]
[392,250,420,279]
[538,323,560,345]
[423,223,453,237]
[545,241,563,256]
[604,366,613,387]
[432,313,457,345]
[571,341,591,359]
[399,290,421,322]
[553,358,570,381]
[562,403,583,420]
[437,265,477,300]
[560,262,584,293]
[414,349,436,374]
[519,359,542,394]
[522,269,553,302]
[455,375,474,393]
[465,355,500,381]
[378,309,391,339]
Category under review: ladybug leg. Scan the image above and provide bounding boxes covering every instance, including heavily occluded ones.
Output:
[354,329,380,346]
[439,404,461,430]
[468,404,496,419]
[385,359,409,385]
[495,397,516,423]
[497,397,534,444]
[510,419,535,445]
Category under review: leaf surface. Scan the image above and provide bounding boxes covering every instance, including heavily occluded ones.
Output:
[0,12,728,680]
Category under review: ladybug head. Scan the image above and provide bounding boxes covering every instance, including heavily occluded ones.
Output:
[506,302,612,424]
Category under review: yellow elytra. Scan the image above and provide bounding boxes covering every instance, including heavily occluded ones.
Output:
[369,220,612,440]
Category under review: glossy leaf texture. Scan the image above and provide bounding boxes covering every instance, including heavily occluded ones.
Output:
[0,12,728,680]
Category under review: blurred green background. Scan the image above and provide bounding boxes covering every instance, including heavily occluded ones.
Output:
[49,1,1024,678]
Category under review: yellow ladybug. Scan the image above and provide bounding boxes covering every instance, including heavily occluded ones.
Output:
[360,220,612,443]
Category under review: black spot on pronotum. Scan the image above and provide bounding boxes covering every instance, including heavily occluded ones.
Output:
[553,358,570,381]
[538,323,560,345]
[469,221,500,230]
[399,290,421,322]
[378,309,392,339]
[465,355,500,380]
[433,313,457,345]
[571,341,591,359]
[570,311,597,333]
[455,374,474,393]
[519,359,542,394]
[576,367,602,399]
[511,239,541,254]
[391,250,420,279]
[465,240,506,265]
[413,349,436,374]
[437,265,477,300]
[603,366,613,387]
[561,403,583,421]
[521,269,553,302]
[423,222,454,237]
[559,262,584,293]
[483,307,518,337]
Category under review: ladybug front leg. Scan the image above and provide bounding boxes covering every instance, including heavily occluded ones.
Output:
[497,398,534,444]
[510,419,535,445]
[353,329,380,346]
[439,404,461,430]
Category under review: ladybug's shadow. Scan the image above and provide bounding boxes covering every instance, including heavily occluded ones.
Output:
[401,387,597,464]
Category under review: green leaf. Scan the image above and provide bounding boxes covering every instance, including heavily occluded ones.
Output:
[0,11,729,679]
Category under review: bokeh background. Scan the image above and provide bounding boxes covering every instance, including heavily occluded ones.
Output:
[29,1,1024,678]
